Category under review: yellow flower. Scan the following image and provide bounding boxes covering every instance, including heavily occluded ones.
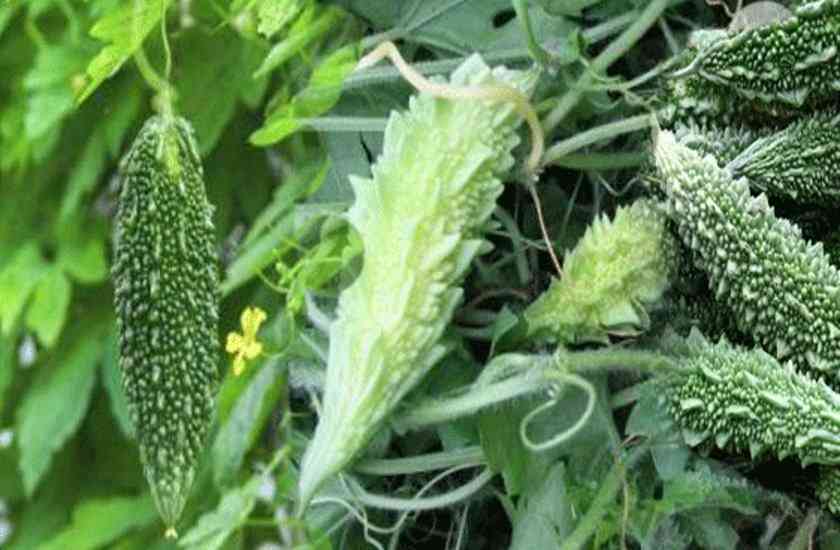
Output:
[226,306,267,376]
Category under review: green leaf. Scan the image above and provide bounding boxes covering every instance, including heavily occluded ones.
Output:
[24,44,91,144]
[57,231,109,285]
[0,242,48,335]
[253,5,346,77]
[0,336,13,419]
[212,360,285,488]
[59,79,142,222]
[256,0,305,39]
[16,335,102,496]
[101,328,135,440]
[77,0,174,103]
[250,44,360,145]
[39,494,157,550]
[178,475,262,550]
[24,266,72,348]
[509,462,573,550]
[175,28,269,153]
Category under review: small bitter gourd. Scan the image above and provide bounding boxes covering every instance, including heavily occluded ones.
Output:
[661,331,840,467]
[297,55,536,507]
[112,115,219,531]
[524,199,677,344]
[652,129,840,385]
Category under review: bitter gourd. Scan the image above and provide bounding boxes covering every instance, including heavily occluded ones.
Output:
[817,466,840,514]
[297,55,536,507]
[661,331,840,466]
[679,0,840,113]
[652,129,840,385]
[727,111,840,204]
[112,115,219,531]
[524,199,677,344]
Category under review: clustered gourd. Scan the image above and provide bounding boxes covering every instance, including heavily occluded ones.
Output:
[113,115,219,532]
[637,0,840,516]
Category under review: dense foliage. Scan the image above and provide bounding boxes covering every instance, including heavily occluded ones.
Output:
[4,1,840,549]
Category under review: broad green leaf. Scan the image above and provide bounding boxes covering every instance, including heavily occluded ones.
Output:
[39,494,157,550]
[253,5,345,77]
[178,475,262,549]
[681,509,738,550]
[24,44,91,144]
[101,329,135,440]
[77,0,174,103]
[175,28,269,153]
[0,242,48,335]
[24,266,72,348]
[537,0,604,16]
[250,44,360,145]
[59,79,142,222]
[242,158,329,248]
[7,443,83,549]
[16,336,102,496]
[212,360,286,487]
[57,231,109,285]
[509,462,573,550]
[256,0,305,38]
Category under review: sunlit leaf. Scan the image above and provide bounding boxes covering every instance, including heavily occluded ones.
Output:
[77,0,174,103]
[250,44,360,145]
[0,242,48,336]
[24,266,72,348]
[39,494,157,550]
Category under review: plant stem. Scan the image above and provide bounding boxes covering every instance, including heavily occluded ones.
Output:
[543,114,654,166]
[347,468,495,512]
[542,0,670,134]
[354,446,485,476]
[553,151,647,170]
[392,369,546,432]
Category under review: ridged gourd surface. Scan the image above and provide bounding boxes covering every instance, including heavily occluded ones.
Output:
[112,115,219,529]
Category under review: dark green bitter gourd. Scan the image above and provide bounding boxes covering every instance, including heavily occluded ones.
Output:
[727,111,840,204]
[652,129,840,386]
[112,115,219,533]
[674,0,840,113]
[661,332,840,467]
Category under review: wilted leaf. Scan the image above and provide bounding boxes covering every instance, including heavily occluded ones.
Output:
[16,335,102,495]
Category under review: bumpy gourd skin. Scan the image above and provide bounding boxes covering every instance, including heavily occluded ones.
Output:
[524,200,676,344]
[112,115,219,529]
[652,130,840,385]
[662,332,840,467]
[688,0,840,111]
[727,112,840,204]
[817,467,840,514]
[297,56,535,507]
